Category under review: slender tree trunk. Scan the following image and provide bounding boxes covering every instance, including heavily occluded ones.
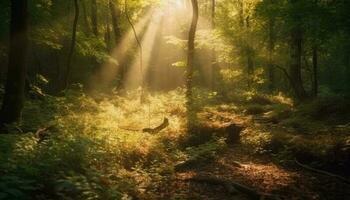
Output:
[105,8,111,51]
[246,46,254,88]
[91,0,98,36]
[245,16,254,88]
[210,0,216,91]
[82,0,91,34]
[0,0,28,125]
[267,13,275,91]
[109,0,122,44]
[290,26,307,100]
[186,0,199,130]
[344,43,350,92]
[64,0,79,89]
[312,45,318,97]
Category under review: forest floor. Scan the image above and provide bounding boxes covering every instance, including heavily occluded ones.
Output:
[152,109,350,200]
[1,88,350,199]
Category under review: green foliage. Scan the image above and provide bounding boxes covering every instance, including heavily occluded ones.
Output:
[1,89,226,199]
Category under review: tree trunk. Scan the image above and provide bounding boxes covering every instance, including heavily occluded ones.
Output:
[64,0,79,89]
[245,15,254,88]
[290,26,307,100]
[312,45,318,97]
[267,13,275,91]
[345,43,350,92]
[109,0,122,44]
[81,0,91,35]
[186,0,199,130]
[246,47,254,88]
[105,9,111,51]
[289,0,307,100]
[0,0,28,125]
[91,0,98,36]
[210,0,216,91]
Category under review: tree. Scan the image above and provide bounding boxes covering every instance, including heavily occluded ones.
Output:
[0,0,28,125]
[91,0,98,36]
[64,0,79,89]
[265,0,276,91]
[109,0,122,44]
[186,0,199,130]
[81,0,92,34]
[288,0,307,100]
[210,0,216,90]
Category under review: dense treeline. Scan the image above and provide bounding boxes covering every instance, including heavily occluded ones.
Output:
[214,0,350,99]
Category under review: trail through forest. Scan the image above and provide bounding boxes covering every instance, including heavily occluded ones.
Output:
[149,108,350,200]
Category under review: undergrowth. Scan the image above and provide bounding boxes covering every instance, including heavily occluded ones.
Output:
[1,88,350,199]
[0,88,224,200]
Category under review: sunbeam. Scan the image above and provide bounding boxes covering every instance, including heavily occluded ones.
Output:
[88,9,154,92]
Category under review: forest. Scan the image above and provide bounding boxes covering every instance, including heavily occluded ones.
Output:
[0,0,350,199]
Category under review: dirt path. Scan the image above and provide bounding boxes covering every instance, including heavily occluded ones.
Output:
[147,107,350,199]
[151,145,350,200]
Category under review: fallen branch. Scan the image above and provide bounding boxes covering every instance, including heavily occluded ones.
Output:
[295,159,350,185]
[119,117,169,134]
[142,117,169,134]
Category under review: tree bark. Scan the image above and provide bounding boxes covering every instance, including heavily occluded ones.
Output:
[0,0,28,125]
[312,46,318,97]
[105,9,111,51]
[345,43,350,92]
[267,11,275,91]
[186,0,199,130]
[289,0,307,100]
[64,0,79,89]
[246,16,254,88]
[81,0,91,35]
[210,0,216,91]
[91,0,98,36]
[109,0,122,44]
[290,26,307,100]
